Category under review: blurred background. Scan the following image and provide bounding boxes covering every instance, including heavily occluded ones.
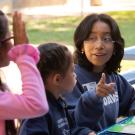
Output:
[0,0,135,92]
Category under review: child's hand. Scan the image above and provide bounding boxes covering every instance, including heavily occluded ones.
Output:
[13,11,29,45]
[88,131,96,135]
[96,73,115,97]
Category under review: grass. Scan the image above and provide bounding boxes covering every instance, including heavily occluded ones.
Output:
[107,11,135,47]
[24,11,135,72]
[26,11,135,48]
[27,16,80,46]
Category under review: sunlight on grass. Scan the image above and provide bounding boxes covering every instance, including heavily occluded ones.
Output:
[107,11,135,20]
[107,11,135,47]
[121,60,135,72]
[54,27,71,31]
[26,11,135,48]
[27,16,81,45]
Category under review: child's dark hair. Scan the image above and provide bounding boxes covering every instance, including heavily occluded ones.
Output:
[0,10,17,135]
[37,43,72,83]
[74,13,124,74]
[0,10,9,42]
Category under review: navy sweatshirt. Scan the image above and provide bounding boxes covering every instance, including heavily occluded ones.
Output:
[19,91,91,135]
[65,64,135,132]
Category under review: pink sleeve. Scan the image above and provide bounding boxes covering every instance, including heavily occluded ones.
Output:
[0,44,49,119]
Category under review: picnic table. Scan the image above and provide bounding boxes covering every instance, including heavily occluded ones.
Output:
[123,46,135,60]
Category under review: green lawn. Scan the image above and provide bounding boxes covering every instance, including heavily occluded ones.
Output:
[27,11,135,48]
[26,11,135,72]
[27,16,79,46]
[107,11,135,47]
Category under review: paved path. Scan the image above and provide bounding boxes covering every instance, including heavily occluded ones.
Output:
[18,1,135,16]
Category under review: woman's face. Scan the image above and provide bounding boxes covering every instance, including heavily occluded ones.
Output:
[82,21,114,72]
[0,34,13,67]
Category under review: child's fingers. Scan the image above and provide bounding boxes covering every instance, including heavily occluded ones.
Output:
[22,21,29,43]
[96,88,109,97]
[96,83,115,97]
[101,83,115,93]
[13,11,22,26]
[99,73,106,85]
[107,83,115,93]
[13,11,28,45]
[97,73,116,97]
[88,132,96,135]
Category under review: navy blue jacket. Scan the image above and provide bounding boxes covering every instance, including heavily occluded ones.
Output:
[19,91,91,135]
[65,64,135,132]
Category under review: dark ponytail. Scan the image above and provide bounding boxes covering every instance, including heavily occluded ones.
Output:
[5,121,17,135]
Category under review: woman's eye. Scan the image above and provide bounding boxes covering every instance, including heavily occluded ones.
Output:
[88,37,96,41]
[104,37,112,41]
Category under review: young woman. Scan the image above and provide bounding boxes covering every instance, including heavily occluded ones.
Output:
[0,11,48,135]
[65,13,135,133]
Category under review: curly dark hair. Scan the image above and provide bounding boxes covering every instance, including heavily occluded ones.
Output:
[74,13,124,74]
